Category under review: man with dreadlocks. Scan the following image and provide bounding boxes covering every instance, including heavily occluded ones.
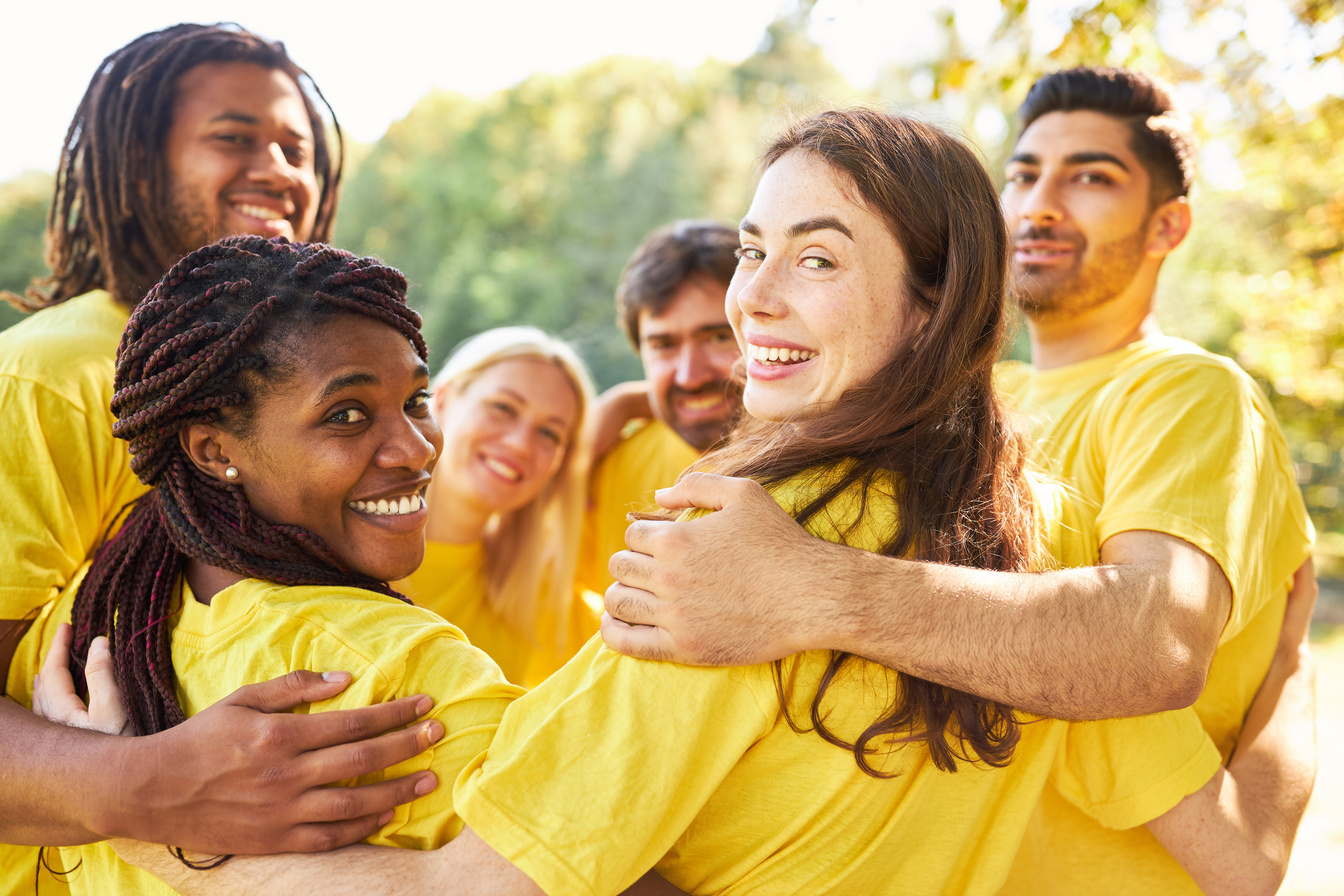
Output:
[11,235,528,895]
[0,24,435,892]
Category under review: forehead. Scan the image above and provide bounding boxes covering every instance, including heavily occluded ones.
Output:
[639,277,730,337]
[465,357,579,420]
[1014,110,1139,168]
[267,314,421,398]
[747,150,868,226]
[170,60,313,140]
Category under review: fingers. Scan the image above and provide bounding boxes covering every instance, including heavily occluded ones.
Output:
[602,580,658,626]
[296,716,444,783]
[221,669,360,714]
[654,471,736,511]
[291,769,438,827]
[609,545,656,587]
[1282,557,1319,649]
[600,612,673,662]
[34,623,90,726]
[85,637,132,736]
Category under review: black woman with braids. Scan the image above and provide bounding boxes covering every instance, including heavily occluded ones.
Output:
[10,236,524,894]
[0,24,436,884]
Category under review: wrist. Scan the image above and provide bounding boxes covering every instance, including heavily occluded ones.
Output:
[85,733,158,841]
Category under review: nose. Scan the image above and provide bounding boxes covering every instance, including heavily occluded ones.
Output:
[378,412,441,472]
[733,262,788,323]
[247,142,299,191]
[674,343,714,390]
[1011,177,1064,230]
[497,418,538,464]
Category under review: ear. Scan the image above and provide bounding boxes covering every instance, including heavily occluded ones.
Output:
[179,423,239,483]
[431,382,454,420]
[1145,197,1192,258]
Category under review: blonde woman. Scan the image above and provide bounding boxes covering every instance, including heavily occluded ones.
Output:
[399,327,597,686]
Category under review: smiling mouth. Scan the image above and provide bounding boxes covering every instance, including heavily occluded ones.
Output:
[348,490,426,516]
[481,455,522,483]
[747,344,818,365]
[233,202,287,222]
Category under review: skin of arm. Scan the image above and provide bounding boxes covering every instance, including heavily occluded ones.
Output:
[0,618,32,696]
[2,666,443,852]
[116,826,687,896]
[588,380,653,460]
[600,472,1231,720]
[1143,557,1318,896]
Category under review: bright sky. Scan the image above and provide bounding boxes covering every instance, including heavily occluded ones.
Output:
[4,0,1338,182]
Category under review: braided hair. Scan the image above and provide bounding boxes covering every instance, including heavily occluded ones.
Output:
[10,23,341,312]
[68,236,424,736]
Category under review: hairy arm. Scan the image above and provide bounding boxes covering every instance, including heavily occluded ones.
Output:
[117,827,686,896]
[601,473,1231,720]
[1144,558,1317,895]
[1,669,441,852]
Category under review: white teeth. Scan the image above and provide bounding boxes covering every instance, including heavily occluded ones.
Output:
[234,203,284,221]
[482,456,522,482]
[349,494,424,516]
[747,344,818,365]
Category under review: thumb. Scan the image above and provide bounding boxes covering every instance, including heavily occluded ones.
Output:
[222,670,355,713]
[655,472,742,512]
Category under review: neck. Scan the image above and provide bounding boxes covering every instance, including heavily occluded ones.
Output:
[423,475,492,544]
[184,560,246,606]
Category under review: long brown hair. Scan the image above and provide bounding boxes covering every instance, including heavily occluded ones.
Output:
[703,109,1039,774]
[10,23,342,312]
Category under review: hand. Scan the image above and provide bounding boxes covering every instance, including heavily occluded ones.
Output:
[101,672,445,854]
[600,472,824,665]
[591,380,653,460]
[33,623,131,736]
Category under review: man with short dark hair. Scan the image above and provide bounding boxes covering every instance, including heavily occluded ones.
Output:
[0,25,429,887]
[602,68,1315,893]
[576,220,742,595]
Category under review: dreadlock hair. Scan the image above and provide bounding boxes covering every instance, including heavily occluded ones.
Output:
[698,108,1040,776]
[9,23,342,313]
[1018,67,1194,207]
[67,236,424,736]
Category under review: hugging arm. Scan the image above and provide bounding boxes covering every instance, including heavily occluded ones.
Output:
[602,472,1230,720]
[5,645,441,853]
[116,827,687,896]
[1144,558,1318,896]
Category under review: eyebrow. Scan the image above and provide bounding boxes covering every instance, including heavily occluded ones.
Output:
[497,387,572,429]
[738,215,855,241]
[315,361,429,406]
[1008,151,1130,171]
[209,111,312,142]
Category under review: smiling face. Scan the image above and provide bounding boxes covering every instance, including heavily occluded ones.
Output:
[162,61,319,256]
[729,149,915,422]
[215,314,441,583]
[1000,110,1157,320]
[432,357,580,527]
[637,277,742,450]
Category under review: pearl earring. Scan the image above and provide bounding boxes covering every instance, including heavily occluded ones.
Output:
[224,466,239,481]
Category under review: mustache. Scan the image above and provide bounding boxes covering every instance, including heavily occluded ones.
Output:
[1014,225,1083,246]
[668,380,738,400]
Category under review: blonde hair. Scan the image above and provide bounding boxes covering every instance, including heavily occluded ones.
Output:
[432,326,595,652]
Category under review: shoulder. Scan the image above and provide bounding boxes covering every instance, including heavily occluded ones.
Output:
[1112,337,1260,394]
[0,291,128,406]
[766,463,900,553]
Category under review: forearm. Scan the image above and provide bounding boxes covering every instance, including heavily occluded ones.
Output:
[817,548,1203,719]
[0,699,131,844]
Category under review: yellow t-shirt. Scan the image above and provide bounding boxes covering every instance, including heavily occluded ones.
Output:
[575,418,700,596]
[0,291,145,896]
[997,336,1314,896]
[8,570,523,896]
[0,290,147,621]
[398,541,599,688]
[456,468,1221,896]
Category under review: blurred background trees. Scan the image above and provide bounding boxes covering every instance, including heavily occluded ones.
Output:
[2,0,1339,541]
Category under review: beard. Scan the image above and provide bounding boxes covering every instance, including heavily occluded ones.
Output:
[1012,224,1149,320]
[659,379,743,452]
[161,181,226,260]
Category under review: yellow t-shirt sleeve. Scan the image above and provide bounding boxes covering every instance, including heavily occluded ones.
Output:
[454,637,773,896]
[1051,709,1223,830]
[1084,358,1310,640]
[0,380,131,620]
